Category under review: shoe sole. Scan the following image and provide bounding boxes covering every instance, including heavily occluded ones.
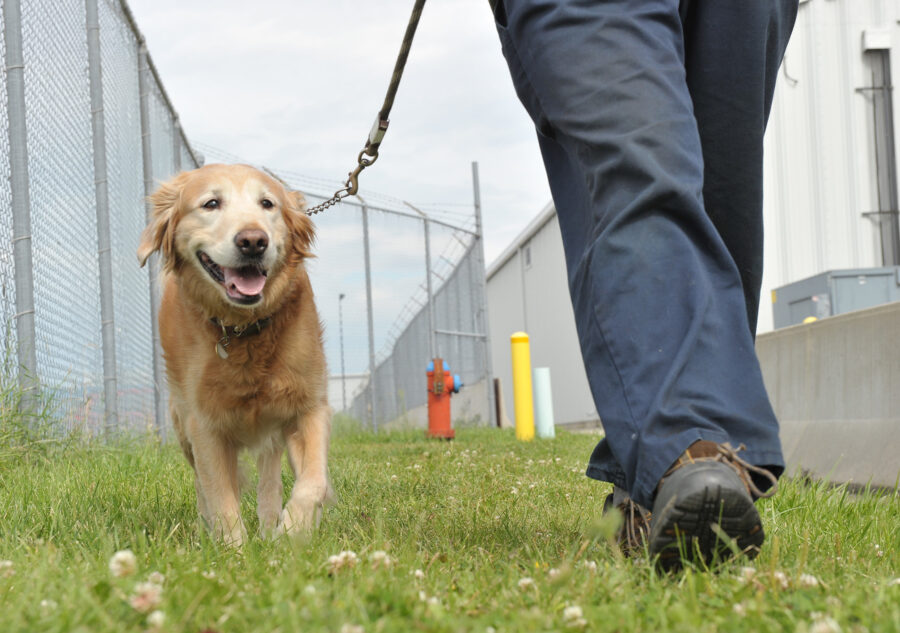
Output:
[650,464,765,572]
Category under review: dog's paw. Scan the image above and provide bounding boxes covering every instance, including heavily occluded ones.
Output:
[209,517,246,548]
[276,498,323,537]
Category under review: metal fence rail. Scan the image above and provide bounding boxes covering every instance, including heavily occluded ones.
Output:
[1,0,199,433]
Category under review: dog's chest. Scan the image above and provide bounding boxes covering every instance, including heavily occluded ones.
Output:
[197,348,313,433]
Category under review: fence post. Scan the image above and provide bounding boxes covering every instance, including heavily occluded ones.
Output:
[3,0,40,408]
[86,0,120,433]
[172,117,182,172]
[137,41,165,437]
[404,202,437,358]
[471,161,496,427]
[359,196,378,432]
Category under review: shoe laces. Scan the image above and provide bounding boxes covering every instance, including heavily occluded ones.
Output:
[708,443,779,499]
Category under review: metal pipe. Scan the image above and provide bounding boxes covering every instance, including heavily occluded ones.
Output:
[172,117,182,172]
[306,194,478,236]
[86,0,119,432]
[404,202,437,358]
[359,196,378,432]
[434,328,487,339]
[138,41,166,437]
[3,0,40,407]
[472,161,497,427]
[339,293,347,412]
[117,0,202,168]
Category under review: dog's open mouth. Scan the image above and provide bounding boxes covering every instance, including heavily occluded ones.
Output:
[197,251,267,305]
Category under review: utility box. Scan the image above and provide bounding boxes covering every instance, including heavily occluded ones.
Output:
[772,267,900,329]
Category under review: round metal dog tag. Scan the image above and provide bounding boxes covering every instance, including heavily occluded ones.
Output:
[215,341,229,359]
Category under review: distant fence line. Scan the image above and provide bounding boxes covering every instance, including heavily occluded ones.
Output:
[260,162,495,432]
[1,0,200,433]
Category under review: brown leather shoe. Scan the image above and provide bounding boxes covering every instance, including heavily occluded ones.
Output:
[649,441,778,572]
[602,486,651,556]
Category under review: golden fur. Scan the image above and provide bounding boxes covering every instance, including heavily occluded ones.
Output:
[138,163,331,545]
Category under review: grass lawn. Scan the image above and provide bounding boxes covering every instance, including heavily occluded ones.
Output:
[0,421,898,632]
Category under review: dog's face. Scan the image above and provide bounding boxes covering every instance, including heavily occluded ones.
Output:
[138,164,314,314]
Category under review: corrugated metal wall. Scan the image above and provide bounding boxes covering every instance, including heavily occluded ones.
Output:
[760,0,897,331]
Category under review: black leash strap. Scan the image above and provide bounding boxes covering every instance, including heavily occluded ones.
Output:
[306,0,427,216]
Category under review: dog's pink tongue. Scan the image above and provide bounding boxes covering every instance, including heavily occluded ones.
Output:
[223,266,266,297]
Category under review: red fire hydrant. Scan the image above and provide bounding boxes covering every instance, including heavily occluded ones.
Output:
[426,358,461,439]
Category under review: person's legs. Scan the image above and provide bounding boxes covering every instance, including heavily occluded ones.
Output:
[682,0,799,334]
[493,0,787,511]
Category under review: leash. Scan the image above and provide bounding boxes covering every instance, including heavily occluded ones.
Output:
[305,0,427,217]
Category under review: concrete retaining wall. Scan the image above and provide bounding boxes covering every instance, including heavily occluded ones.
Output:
[756,301,900,490]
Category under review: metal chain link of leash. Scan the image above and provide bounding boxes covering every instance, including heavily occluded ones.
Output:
[305,0,427,217]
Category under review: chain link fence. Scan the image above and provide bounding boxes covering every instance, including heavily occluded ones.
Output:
[2,0,494,436]
[1,0,199,433]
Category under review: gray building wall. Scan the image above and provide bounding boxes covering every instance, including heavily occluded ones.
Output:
[487,204,598,426]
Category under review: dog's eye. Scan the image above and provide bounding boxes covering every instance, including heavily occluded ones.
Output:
[261,199,274,209]
[203,199,220,210]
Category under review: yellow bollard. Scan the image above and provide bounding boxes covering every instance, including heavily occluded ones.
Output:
[510,331,535,441]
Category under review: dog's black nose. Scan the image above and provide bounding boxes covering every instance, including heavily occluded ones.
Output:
[235,229,268,257]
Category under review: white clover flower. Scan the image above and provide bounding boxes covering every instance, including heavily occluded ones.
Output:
[147,610,165,628]
[0,560,13,578]
[563,605,583,621]
[340,625,364,633]
[370,550,393,569]
[129,581,163,613]
[201,570,217,580]
[511,488,519,495]
[798,573,820,588]
[563,605,587,629]
[773,571,789,590]
[888,577,900,586]
[427,596,440,606]
[39,599,58,614]
[413,568,425,580]
[809,614,842,633]
[418,590,427,602]
[391,475,398,481]
[147,571,165,585]
[303,584,317,595]
[517,577,535,590]
[738,566,757,582]
[583,560,598,573]
[109,550,138,578]
[327,551,359,574]
[548,568,561,580]
[732,602,747,616]
[486,627,497,633]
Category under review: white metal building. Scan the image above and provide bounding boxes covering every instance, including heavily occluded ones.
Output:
[486,0,899,426]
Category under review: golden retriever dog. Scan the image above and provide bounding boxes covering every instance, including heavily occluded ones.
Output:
[137,163,331,546]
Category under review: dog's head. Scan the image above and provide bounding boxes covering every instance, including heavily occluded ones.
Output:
[137,164,314,314]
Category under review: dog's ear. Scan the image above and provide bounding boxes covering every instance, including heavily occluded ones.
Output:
[283,190,316,261]
[137,172,188,267]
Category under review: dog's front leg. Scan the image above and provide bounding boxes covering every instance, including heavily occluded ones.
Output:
[277,403,331,536]
[192,431,245,546]
[256,442,284,538]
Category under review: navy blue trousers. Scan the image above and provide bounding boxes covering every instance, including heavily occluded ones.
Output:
[494,0,799,508]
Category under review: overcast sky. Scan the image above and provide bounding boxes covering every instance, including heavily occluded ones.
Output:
[126,0,553,381]
[127,0,552,264]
